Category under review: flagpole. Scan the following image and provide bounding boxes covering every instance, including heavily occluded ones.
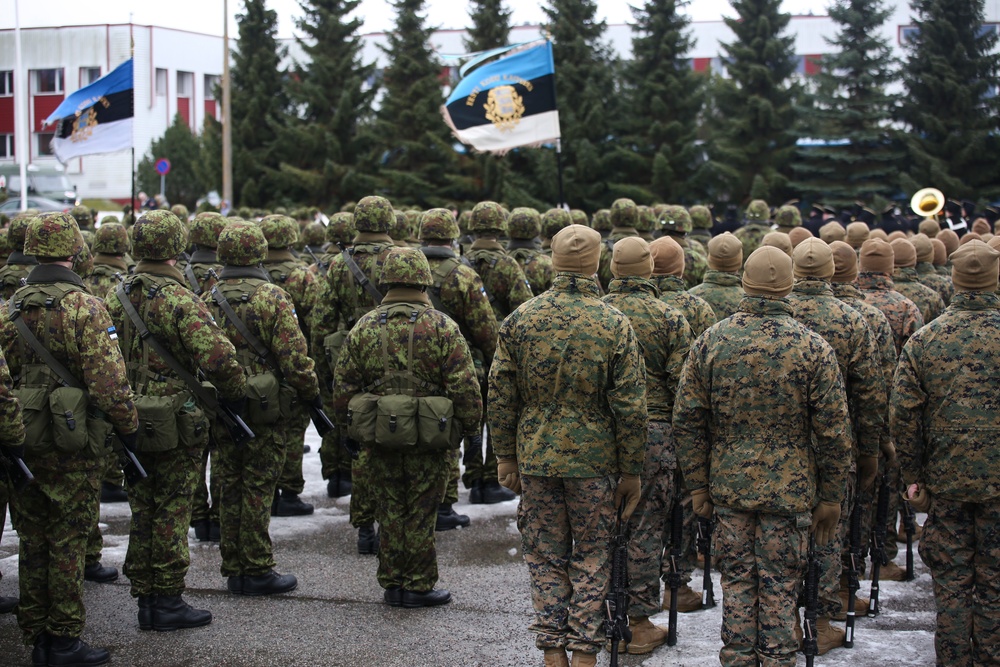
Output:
[14,0,27,212]
[545,38,565,208]
[222,0,233,212]
[130,21,136,219]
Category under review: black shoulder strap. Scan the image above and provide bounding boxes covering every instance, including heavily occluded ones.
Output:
[7,299,85,389]
[208,284,282,380]
[184,263,202,295]
[343,247,384,304]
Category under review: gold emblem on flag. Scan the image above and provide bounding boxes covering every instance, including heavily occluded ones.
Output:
[70,108,99,143]
[484,85,525,132]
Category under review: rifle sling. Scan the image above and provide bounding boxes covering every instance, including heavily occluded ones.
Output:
[184,263,202,295]
[342,248,384,304]
[208,285,283,381]
[8,300,85,390]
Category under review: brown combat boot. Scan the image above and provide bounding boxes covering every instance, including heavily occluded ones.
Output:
[833,578,869,621]
[661,584,703,612]
[876,561,908,581]
[816,617,845,655]
[543,648,569,667]
[625,616,667,654]
[570,651,597,667]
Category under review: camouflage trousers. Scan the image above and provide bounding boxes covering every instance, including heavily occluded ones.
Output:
[350,447,376,528]
[191,446,221,523]
[716,507,809,667]
[9,452,100,643]
[0,483,6,589]
[86,452,118,566]
[629,421,678,617]
[215,423,286,577]
[518,475,615,654]
[277,405,309,495]
[817,470,856,618]
[920,496,1000,667]
[367,448,450,592]
[445,423,497,504]
[123,443,203,597]
[319,425,353,479]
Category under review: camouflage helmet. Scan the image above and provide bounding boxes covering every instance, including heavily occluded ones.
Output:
[99,215,120,226]
[302,221,326,247]
[381,246,433,286]
[635,206,655,233]
[217,221,267,266]
[419,208,460,241]
[73,242,94,278]
[326,212,356,245]
[689,205,713,230]
[93,222,132,255]
[353,195,394,233]
[258,214,299,249]
[404,210,422,238]
[774,204,802,228]
[610,198,638,228]
[659,205,693,234]
[132,210,189,260]
[470,201,508,234]
[190,212,228,248]
[80,229,95,250]
[507,207,542,240]
[170,204,190,220]
[570,209,588,227]
[591,209,613,232]
[458,210,473,235]
[542,208,572,239]
[70,205,94,230]
[0,228,10,257]
[24,212,86,258]
[745,199,771,223]
[389,211,409,241]
[7,214,34,251]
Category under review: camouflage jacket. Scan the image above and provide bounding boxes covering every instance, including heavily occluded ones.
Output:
[892,291,1000,502]
[263,250,321,340]
[673,296,851,514]
[788,279,887,459]
[0,253,37,301]
[733,222,773,266]
[466,239,533,320]
[690,270,745,321]
[85,255,128,301]
[653,274,717,337]
[894,267,945,323]
[489,273,647,478]
[182,249,223,297]
[603,277,691,421]
[507,241,554,295]
[858,272,924,355]
[332,289,483,436]
[916,261,954,306]
[597,229,640,291]
[0,349,24,449]
[420,246,498,363]
[106,261,246,402]
[677,235,708,290]
[831,282,898,393]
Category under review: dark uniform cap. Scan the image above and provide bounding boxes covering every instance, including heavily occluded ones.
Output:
[507,207,542,240]
[93,222,132,255]
[218,220,267,266]
[419,208,460,241]
[24,212,86,258]
[470,201,508,234]
[659,205,692,234]
[170,204,190,220]
[381,246,433,286]
[354,195,395,233]
[190,212,228,248]
[302,221,325,246]
[690,205,713,230]
[542,208,572,239]
[610,198,638,228]
[133,210,189,261]
[7,215,34,250]
[635,205,655,233]
[70,205,94,230]
[592,209,612,232]
[258,214,299,249]
[774,205,802,228]
[326,212,355,245]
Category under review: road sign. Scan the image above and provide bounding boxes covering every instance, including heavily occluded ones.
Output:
[155,158,171,176]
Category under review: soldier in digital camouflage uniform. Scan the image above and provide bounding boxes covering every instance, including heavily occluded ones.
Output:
[597,199,641,291]
[890,238,945,323]
[403,209,423,248]
[773,204,801,235]
[169,204,189,223]
[507,207,554,295]
[0,227,11,267]
[674,246,851,667]
[787,238,887,651]
[733,199,773,264]
[69,205,95,232]
[649,236,717,337]
[688,205,714,245]
[602,237,691,654]
[310,195,397,553]
[105,211,246,630]
[0,346,24,617]
[892,240,1000,667]
[691,232,745,320]
[911,233,954,305]
[489,224,646,667]
[300,221,327,261]
[333,247,483,608]
[183,212,226,296]
[0,215,39,300]
[85,222,131,301]
[3,212,139,666]
[659,206,707,289]
[541,208,572,256]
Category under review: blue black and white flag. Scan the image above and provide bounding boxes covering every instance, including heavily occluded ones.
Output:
[43,59,134,163]
[442,41,560,155]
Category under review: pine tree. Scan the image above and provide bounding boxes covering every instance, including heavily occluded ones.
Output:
[229,0,288,207]
[711,0,800,202]
[138,114,204,209]
[194,115,223,203]
[899,0,1000,199]
[791,0,902,208]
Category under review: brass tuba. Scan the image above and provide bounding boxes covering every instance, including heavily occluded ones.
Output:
[910,188,945,218]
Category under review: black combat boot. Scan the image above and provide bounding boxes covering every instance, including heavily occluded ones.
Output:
[270,490,280,517]
[31,632,48,667]
[152,595,212,631]
[435,503,471,531]
[100,482,128,503]
[275,491,314,517]
[209,520,221,542]
[357,524,379,555]
[0,595,17,614]
[401,588,452,608]
[137,595,156,630]
[479,479,516,504]
[47,636,110,667]
[241,570,297,596]
[468,479,484,504]
[84,562,118,583]
[191,519,211,542]
[327,471,352,498]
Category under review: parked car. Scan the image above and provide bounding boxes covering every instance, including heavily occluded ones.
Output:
[0,163,78,205]
[0,195,71,214]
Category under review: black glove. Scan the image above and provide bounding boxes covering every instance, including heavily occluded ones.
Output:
[7,445,25,459]
[340,435,361,459]
[462,433,483,468]
[118,430,138,453]
[221,395,248,418]
[311,395,324,411]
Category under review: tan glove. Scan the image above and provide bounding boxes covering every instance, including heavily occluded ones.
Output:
[613,474,641,521]
[811,501,842,547]
[881,440,898,471]
[497,459,521,495]
[857,455,879,494]
[691,487,714,519]
[907,484,931,513]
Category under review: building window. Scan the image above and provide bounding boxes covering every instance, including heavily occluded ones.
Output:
[33,69,64,94]
[0,71,12,97]
[155,68,168,96]
[177,71,193,97]
[204,74,220,100]
[0,134,13,158]
[35,132,54,157]
[80,67,101,86]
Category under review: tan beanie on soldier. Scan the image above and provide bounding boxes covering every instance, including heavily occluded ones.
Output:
[938,229,960,257]
[890,238,917,269]
[830,241,859,283]
[793,237,835,280]
[911,234,934,264]
[708,232,743,272]
[742,246,794,298]
[788,227,813,248]
[918,218,939,238]
[820,221,847,244]
[846,222,870,249]
[951,240,1000,292]
[762,231,793,257]
[551,224,601,275]
[611,236,653,279]
[931,238,948,267]
[860,238,894,275]
[649,236,684,277]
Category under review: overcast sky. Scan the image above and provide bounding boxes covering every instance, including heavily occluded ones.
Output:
[11,0,831,38]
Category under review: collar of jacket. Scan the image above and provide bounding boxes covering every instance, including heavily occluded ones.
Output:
[135,260,185,284]
[608,276,660,298]
[831,282,864,300]
[893,267,919,282]
[25,263,86,287]
[382,287,431,306]
[858,272,894,291]
[552,273,601,297]
[420,245,458,260]
[506,239,539,251]
[792,277,834,296]
[353,232,393,245]
[7,251,38,266]
[916,262,936,275]
[654,274,686,292]
[189,248,218,263]
[264,249,298,263]
[703,269,741,286]
[738,295,794,317]
[93,254,129,272]
[950,291,1000,311]
[220,265,271,281]
[471,238,505,251]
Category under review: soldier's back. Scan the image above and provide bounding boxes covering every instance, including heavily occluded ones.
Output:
[690,270,745,320]
[654,275,717,337]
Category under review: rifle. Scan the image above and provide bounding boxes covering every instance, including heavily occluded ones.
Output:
[340,434,361,459]
[697,515,716,609]
[304,245,328,274]
[604,502,632,666]
[803,534,820,667]
[110,432,147,486]
[901,495,917,581]
[0,447,34,492]
[844,494,864,648]
[666,482,684,646]
[868,471,891,617]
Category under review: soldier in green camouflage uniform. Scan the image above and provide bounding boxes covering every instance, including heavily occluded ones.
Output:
[0,227,11,267]
[85,222,130,301]
[183,212,227,296]
[674,246,851,667]
[602,237,691,654]
[773,204,801,235]
[333,248,483,608]
[649,236,717,337]
[69,205,95,232]
[507,207,554,294]
[635,205,656,242]
[691,233,745,320]
[0,347,24,617]
[489,225,646,667]
[207,221,318,595]
[911,233,954,305]
[300,221,327,260]
[688,205,714,246]
[0,216,38,300]
[597,199,641,291]
[591,209,612,239]
[659,205,708,289]
[733,199,773,265]
[541,208,572,256]
[892,240,1000,667]
[3,213,138,665]
[106,210,246,630]
[891,238,945,323]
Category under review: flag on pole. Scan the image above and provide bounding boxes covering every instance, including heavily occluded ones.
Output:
[43,59,134,163]
[442,41,560,155]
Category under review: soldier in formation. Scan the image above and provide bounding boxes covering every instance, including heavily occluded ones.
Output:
[691,232,745,320]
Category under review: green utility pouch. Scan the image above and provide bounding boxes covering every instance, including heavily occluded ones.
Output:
[87,407,114,458]
[246,371,281,425]
[323,330,350,376]
[375,394,419,449]
[346,392,379,444]
[134,393,180,452]
[177,394,209,449]
[48,386,89,453]
[416,395,461,450]
[14,386,52,455]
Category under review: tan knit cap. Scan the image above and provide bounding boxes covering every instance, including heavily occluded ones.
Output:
[938,229,960,256]
[931,238,948,266]
[972,218,991,235]
[988,236,1000,252]
[820,221,847,243]
[649,236,684,277]
[887,231,907,242]
[611,236,653,279]
[869,228,889,241]
[793,237,835,280]
[911,233,934,263]
[951,240,1000,291]
[551,224,601,275]
[918,218,939,238]
[960,232,983,246]
[830,241,859,283]
[890,238,917,268]
[743,246,793,297]
[846,222,870,249]
[707,232,743,272]
[788,227,813,248]
[762,231,793,256]
[860,238,894,274]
